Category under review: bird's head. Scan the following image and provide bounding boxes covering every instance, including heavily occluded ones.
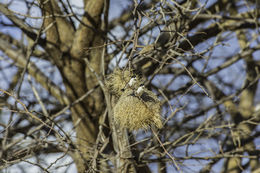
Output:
[128,75,137,87]
[136,84,145,96]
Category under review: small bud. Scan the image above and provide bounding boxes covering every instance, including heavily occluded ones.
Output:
[139,44,155,55]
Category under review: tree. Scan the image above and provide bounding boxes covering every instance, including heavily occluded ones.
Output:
[0,0,259,172]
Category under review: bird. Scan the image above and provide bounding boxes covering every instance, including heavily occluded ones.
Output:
[128,75,137,87]
[121,75,139,92]
[106,68,162,130]
[129,84,156,103]
[136,84,145,95]
[105,69,141,97]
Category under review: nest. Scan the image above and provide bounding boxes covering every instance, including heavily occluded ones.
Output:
[113,88,162,131]
[105,68,140,97]
[106,68,162,130]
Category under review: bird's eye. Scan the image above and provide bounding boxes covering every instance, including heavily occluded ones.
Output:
[121,88,125,92]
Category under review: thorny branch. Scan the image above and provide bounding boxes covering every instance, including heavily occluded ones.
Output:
[0,0,259,172]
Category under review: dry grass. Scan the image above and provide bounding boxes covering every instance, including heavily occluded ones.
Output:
[105,68,132,97]
[113,88,162,131]
[106,68,162,130]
